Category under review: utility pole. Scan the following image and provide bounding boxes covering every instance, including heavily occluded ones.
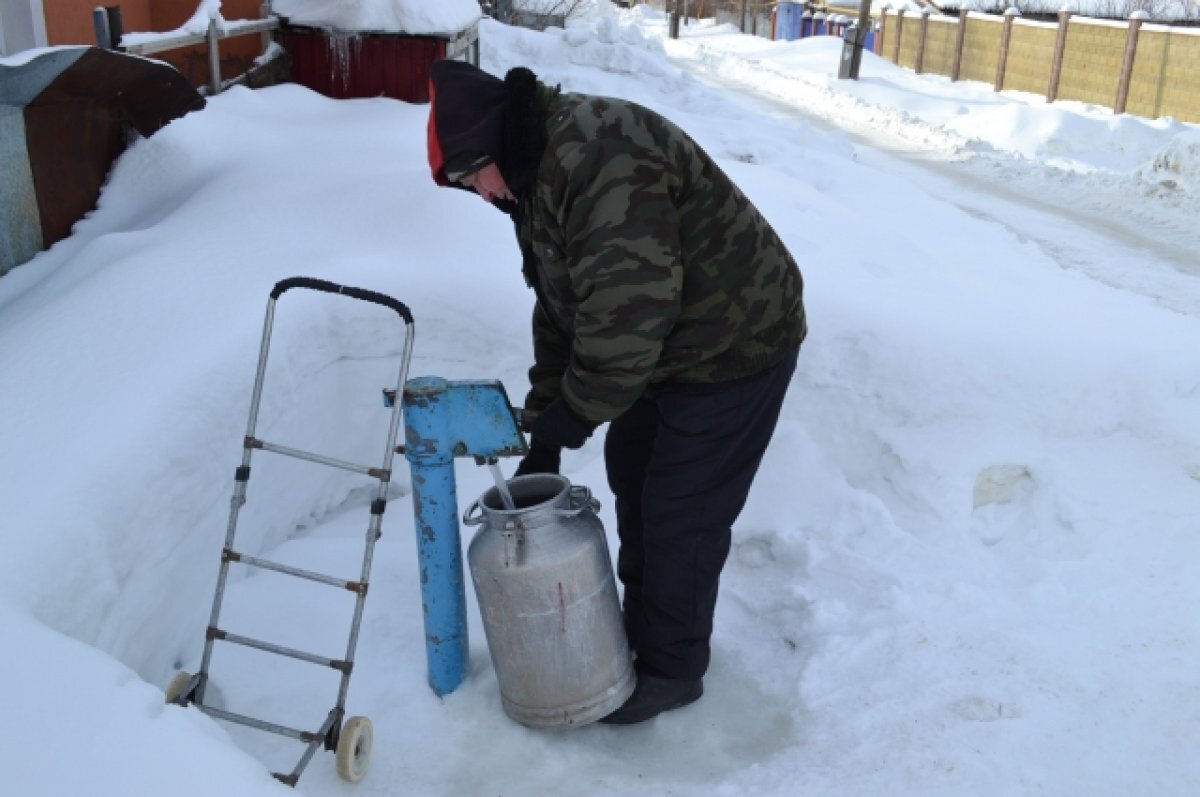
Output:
[838,0,873,80]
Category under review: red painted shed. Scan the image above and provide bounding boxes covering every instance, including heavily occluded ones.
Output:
[276,23,478,103]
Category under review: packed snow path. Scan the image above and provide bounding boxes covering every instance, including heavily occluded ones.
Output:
[662,31,1200,320]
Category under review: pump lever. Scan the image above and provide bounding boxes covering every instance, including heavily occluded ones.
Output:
[516,408,538,433]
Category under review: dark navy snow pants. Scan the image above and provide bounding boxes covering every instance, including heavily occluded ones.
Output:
[604,349,799,681]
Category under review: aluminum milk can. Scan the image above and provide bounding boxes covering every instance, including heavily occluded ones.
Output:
[464,473,635,728]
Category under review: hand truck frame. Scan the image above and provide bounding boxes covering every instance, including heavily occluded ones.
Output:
[167,277,414,787]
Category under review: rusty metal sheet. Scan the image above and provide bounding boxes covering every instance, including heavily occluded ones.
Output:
[21,47,205,253]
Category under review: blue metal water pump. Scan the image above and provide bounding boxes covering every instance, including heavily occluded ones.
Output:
[395,377,527,696]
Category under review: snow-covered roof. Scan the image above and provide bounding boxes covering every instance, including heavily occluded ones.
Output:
[271,0,483,35]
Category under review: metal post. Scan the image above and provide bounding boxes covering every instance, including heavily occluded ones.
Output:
[105,6,124,50]
[846,1,873,79]
[259,3,272,53]
[402,377,470,696]
[207,18,221,95]
[92,7,112,49]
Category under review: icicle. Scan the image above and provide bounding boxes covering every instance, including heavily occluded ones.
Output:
[325,29,363,93]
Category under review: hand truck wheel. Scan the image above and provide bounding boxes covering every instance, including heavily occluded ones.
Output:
[335,715,373,783]
[164,671,194,704]
[164,670,224,708]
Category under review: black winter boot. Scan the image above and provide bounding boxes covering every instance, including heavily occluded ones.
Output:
[598,672,703,725]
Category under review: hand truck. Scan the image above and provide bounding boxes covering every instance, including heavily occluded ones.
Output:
[166,277,414,787]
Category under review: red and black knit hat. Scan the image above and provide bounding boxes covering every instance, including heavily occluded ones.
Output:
[426,61,545,197]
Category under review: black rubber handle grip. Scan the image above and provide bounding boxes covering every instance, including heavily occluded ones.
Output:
[270,277,413,324]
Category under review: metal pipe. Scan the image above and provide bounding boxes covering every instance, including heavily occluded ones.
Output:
[244,298,277,442]
[92,8,112,49]
[218,630,345,669]
[199,704,318,741]
[335,508,381,710]
[198,297,278,699]
[231,551,357,589]
[335,322,412,711]
[253,439,382,476]
[207,18,221,95]
[278,709,339,785]
[105,6,124,50]
[378,328,413,475]
[402,377,470,696]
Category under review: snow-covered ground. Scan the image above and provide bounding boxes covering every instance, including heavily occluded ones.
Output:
[2,3,1197,795]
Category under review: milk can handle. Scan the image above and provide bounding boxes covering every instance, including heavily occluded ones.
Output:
[555,485,601,516]
[462,499,486,526]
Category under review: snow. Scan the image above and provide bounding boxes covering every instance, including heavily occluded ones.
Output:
[0,45,84,67]
[2,2,1198,795]
[960,0,1197,20]
[513,0,580,14]
[117,0,484,48]
[271,0,482,34]
[120,0,228,48]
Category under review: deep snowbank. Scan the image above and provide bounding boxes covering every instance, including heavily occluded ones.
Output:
[1,4,1197,795]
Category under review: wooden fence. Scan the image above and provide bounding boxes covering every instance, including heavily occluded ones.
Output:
[874,9,1200,123]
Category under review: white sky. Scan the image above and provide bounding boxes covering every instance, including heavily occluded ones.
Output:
[1,2,1197,795]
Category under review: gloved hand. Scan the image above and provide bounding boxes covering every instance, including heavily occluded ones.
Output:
[531,398,598,450]
[514,439,561,477]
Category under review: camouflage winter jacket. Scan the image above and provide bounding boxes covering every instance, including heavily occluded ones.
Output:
[519,88,806,423]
